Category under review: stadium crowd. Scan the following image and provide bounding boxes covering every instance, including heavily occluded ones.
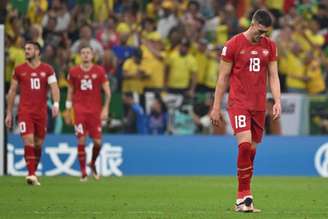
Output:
[3,0,328,135]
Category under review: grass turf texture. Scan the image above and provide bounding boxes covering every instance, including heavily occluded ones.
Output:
[0,176,327,219]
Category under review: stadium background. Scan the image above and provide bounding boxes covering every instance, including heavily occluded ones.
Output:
[1,0,328,175]
[1,1,328,218]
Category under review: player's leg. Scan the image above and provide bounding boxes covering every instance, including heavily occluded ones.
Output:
[88,113,102,180]
[77,135,87,181]
[228,108,258,212]
[34,115,47,173]
[18,114,40,185]
[89,138,101,180]
[74,112,88,181]
[34,137,44,171]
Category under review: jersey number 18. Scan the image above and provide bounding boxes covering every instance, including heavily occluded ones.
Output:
[249,58,260,72]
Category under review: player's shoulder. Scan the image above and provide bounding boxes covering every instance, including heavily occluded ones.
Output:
[93,64,106,73]
[69,65,81,74]
[40,62,54,72]
[226,33,243,45]
[14,62,28,72]
[261,36,276,47]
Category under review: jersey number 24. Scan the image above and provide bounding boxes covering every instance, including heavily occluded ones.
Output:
[81,79,93,90]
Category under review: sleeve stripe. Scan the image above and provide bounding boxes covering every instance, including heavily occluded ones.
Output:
[48,74,57,84]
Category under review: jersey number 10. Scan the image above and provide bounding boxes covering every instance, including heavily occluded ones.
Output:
[30,78,41,89]
[249,58,260,72]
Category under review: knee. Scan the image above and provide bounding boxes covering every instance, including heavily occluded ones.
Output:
[78,137,86,145]
[238,142,252,158]
[93,139,102,147]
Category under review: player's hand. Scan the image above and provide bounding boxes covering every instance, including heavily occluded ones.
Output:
[52,104,59,117]
[210,109,224,127]
[101,108,109,121]
[272,102,281,120]
[5,113,13,128]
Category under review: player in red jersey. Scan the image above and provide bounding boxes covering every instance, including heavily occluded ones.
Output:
[5,41,60,186]
[210,9,281,212]
[66,45,111,181]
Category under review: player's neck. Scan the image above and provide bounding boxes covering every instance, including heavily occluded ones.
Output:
[26,59,41,69]
[80,63,93,72]
[243,29,259,44]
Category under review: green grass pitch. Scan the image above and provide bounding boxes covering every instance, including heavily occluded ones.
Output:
[0,176,327,219]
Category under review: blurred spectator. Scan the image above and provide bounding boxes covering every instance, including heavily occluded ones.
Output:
[285,42,307,93]
[96,15,119,50]
[112,32,136,89]
[27,0,48,25]
[157,0,178,38]
[304,51,326,95]
[165,39,197,97]
[146,94,168,134]
[42,0,70,32]
[42,15,62,47]
[141,32,166,92]
[122,48,149,94]
[122,92,147,134]
[71,24,104,60]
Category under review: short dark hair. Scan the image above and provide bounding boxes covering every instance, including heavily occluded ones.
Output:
[252,9,273,27]
[79,43,93,53]
[25,41,42,51]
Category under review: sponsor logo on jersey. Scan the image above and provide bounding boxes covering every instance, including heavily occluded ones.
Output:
[21,72,27,76]
[251,50,258,55]
[262,49,269,56]
[40,72,46,77]
[240,50,245,54]
[92,74,97,79]
[31,72,37,77]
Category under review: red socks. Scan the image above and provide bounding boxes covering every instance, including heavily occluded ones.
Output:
[237,142,253,199]
[34,147,42,171]
[78,144,87,176]
[91,143,101,165]
[24,145,36,176]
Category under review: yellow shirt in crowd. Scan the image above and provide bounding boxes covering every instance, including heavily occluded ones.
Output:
[141,45,165,89]
[166,51,197,89]
[285,51,306,90]
[122,58,149,94]
[194,51,208,85]
[306,60,326,94]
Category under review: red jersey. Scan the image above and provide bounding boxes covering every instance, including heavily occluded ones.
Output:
[68,64,108,114]
[221,33,277,111]
[13,62,57,115]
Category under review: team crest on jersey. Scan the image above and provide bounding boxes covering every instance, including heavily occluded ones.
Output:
[21,72,27,76]
[240,50,245,54]
[262,49,269,56]
[251,50,258,55]
[40,72,46,77]
[92,74,97,79]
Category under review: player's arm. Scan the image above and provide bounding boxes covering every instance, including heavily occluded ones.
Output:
[268,61,281,120]
[49,81,60,117]
[101,81,111,121]
[5,78,18,128]
[210,60,233,127]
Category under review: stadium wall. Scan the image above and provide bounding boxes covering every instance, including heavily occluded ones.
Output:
[7,134,328,177]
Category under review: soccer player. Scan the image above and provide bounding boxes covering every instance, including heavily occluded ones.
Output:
[66,44,111,181]
[5,41,60,186]
[210,9,281,212]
